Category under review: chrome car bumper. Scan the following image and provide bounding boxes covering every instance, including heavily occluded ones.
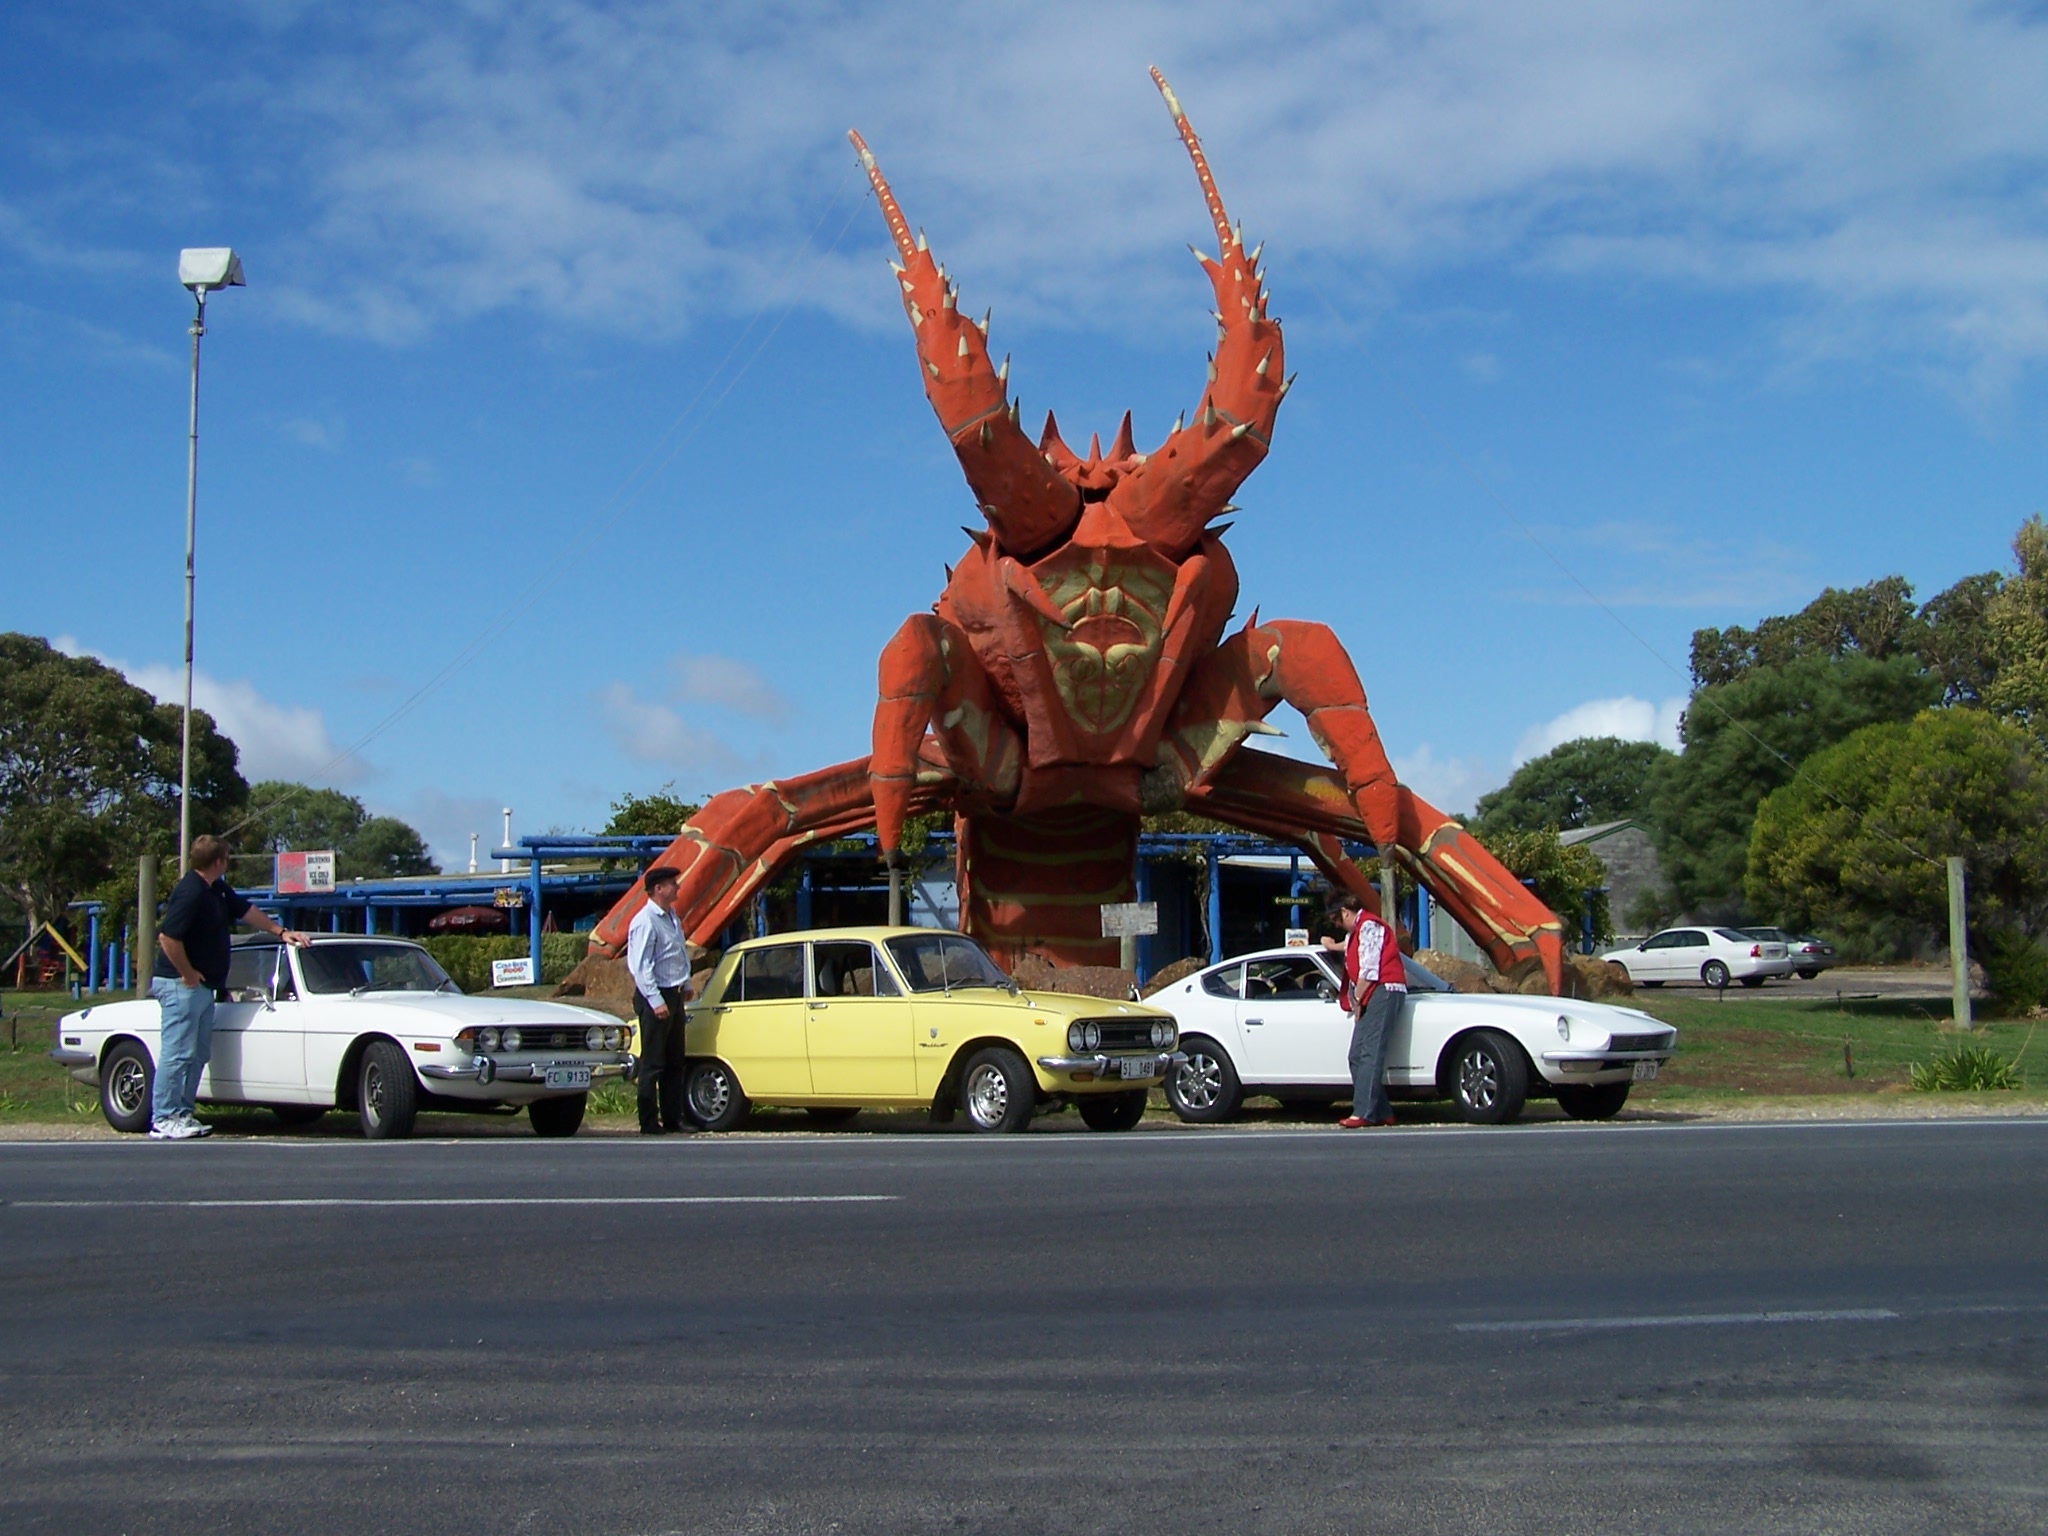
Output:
[421,1055,634,1085]
[1036,1050,1185,1081]
[48,1047,94,1068]
[1541,1048,1673,1077]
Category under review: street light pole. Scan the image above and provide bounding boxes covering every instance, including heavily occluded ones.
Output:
[174,248,244,876]
[178,288,207,875]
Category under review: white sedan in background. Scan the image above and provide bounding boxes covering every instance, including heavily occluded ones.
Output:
[1152,948,1677,1125]
[52,936,633,1139]
[1601,927,1793,989]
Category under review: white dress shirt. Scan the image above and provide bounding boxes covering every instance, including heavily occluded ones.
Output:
[626,900,691,1008]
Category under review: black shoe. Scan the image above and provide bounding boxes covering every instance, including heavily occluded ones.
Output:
[639,1123,668,1136]
[662,1122,694,1134]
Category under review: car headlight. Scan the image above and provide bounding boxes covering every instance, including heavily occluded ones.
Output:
[585,1025,606,1050]
[1556,1015,1571,1042]
[501,1027,523,1053]
[477,1027,500,1053]
[1150,1020,1174,1048]
[1067,1023,1086,1051]
[606,1026,625,1050]
[1083,1021,1102,1050]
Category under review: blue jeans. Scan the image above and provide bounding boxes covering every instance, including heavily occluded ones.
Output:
[151,977,216,1122]
[1348,985,1401,1121]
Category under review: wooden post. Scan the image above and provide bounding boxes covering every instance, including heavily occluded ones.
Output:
[1947,856,1972,1031]
[135,855,158,998]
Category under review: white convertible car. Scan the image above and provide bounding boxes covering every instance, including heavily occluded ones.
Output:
[1153,947,1677,1125]
[52,935,634,1139]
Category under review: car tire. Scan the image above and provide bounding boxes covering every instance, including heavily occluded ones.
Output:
[357,1040,419,1140]
[1555,1082,1631,1120]
[805,1106,862,1128]
[1449,1030,1529,1125]
[1797,969,1819,980]
[1701,960,1730,989]
[100,1040,154,1133]
[686,1060,750,1132]
[1166,1038,1243,1124]
[1077,1090,1148,1131]
[528,1093,588,1138]
[959,1047,1035,1133]
[270,1104,327,1127]
[1739,976,1765,989]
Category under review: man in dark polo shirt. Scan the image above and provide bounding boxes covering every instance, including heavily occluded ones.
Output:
[150,834,307,1140]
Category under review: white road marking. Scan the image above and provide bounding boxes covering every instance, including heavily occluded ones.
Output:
[1456,1307,1900,1334]
[9,1195,897,1209]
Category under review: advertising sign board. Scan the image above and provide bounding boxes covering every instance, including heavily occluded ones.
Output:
[491,956,537,988]
[275,850,336,894]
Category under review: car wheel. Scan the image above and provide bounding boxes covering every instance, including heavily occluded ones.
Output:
[1555,1082,1631,1120]
[1166,1038,1243,1124]
[1797,968,1819,980]
[1739,976,1765,989]
[1077,1090,1148,1131]
[685,1060,750,1132]
[1449,1030,1529,1125]
[270,1104,327,1127]
[1701,960,1730,989]
[100,1041,154,1134]
[357,1041,419,1140]
[959,1047,1035,1133]
[528,1093,588,1137]
[805,1106,862,1128]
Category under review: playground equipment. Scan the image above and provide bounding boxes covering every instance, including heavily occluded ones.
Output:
[592,70,1565,992]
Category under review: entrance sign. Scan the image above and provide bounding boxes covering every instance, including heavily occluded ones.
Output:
[275,850,336,894]
[1100,902,1159,938]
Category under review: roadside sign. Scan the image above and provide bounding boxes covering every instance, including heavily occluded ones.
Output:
[492,887,526,908]
[275,850,336,894]
[1284,928,1311,948]
[1100,902,1159,938]
[491,956,536,987]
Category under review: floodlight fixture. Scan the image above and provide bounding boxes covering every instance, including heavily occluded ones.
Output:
[175,247,247,872]
[178,247,246,294]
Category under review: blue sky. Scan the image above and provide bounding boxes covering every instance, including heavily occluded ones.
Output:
[6,1,2046,867]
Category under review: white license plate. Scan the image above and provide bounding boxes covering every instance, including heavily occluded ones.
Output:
[1118,1056,1155,1080]
[545,1066,593,1090]
[1632,1060,1660,1082]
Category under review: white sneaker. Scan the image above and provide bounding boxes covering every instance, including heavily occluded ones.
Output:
[149,1117,204,1140]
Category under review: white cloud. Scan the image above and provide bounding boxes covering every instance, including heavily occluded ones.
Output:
[390,787,516,874]
[141,2,2041,387]
[1512,695,1685,767]
[598,681,742,771]
[668,653,792,723]
[53,637,369,785]
[279,415,343,451]
[1392,743,1503,819]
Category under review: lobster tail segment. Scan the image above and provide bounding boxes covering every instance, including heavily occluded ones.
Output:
[848,130,919,265]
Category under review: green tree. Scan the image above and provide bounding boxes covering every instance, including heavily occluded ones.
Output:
[344,816,438,879]
[1984,514,2048,742]
[1478,827,1614,947]
[1747,709,2048,959]
[1650,652,1939,919]
[1689,576,1923,689]
[232,779,436,881]
[1473,736,1672,838]
[0,634,246,934]
[1917,569,2005,705]
[601,785,703,838]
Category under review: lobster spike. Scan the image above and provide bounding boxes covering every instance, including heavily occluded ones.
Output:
[1173,411,1185,431]
[1248,241,1263,265]
[996,354,1009,382]
[978,309,990,337]
[1256,350,1272,376]
[888,260,905,276]
[1109,410,1136,461]
[980,421,992,447]
[1229,421,1252,439]
[957,334,970,357]
[916,228,928,251]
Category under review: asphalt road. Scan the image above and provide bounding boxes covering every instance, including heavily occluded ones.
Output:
[3,1118,2044,1535]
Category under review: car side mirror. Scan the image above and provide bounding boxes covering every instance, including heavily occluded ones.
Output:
[1316,982,1335,1002]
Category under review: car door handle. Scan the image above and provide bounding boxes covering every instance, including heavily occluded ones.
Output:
[1244,1017,1264,1027]
[808,1001,829,1009]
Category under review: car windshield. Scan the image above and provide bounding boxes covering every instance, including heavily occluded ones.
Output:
[297,943,459,996]
[885,933,1012,993]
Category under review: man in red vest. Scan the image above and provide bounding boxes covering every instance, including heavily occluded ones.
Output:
[1334,887,1404,1128]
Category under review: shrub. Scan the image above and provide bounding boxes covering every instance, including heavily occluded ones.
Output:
[1979,929,2048,1013]
[418,933,587,991]
[1909,1043,2024,1092]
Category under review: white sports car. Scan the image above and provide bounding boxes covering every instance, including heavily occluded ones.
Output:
[1152,947,1677,1125]
[52,935,634,1139]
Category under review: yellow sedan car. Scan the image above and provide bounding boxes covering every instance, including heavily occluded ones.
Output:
[681,927,1182,1133]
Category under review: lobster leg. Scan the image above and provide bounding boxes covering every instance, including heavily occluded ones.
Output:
[588,755,956,959]
[872,612,1022,855]
[1184,748,1567,994]
[1152,617,1403,853]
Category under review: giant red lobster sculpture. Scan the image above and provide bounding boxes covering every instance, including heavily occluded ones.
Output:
[593,70,1565,992]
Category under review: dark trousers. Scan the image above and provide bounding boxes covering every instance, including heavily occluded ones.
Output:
[1348,985,1399,1122]
[634,985,688,1129]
